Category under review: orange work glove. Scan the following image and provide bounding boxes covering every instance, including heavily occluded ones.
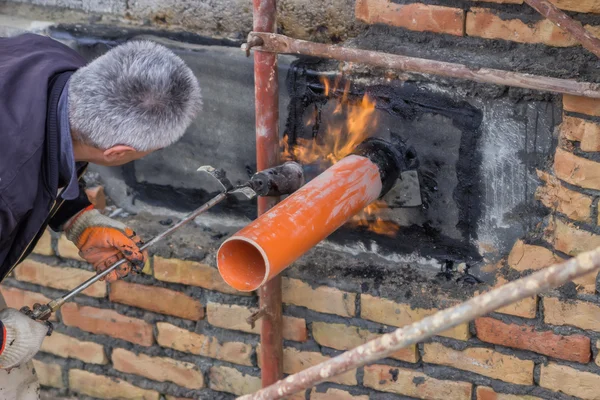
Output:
[64,206,147,282]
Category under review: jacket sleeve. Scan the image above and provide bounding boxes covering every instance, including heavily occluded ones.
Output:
[48,180,92,232]
[0,196,18,248]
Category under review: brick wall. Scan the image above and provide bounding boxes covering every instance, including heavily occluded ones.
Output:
[2,1,600,399]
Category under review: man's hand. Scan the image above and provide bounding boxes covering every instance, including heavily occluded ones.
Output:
[0,309,49,369]
[65,206,147,282]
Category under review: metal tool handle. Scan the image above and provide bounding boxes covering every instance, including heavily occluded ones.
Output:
[30,191,229,321]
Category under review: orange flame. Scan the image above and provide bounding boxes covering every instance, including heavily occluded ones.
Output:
[282,77,399,237]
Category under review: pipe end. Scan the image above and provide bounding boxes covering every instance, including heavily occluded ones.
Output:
[217,237,269,292]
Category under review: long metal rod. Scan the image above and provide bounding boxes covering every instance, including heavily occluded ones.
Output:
[245,32,600,99]
[253,0,284,387]
[524,0,600,59]
[238,246,600,399]
[35,192,228,320]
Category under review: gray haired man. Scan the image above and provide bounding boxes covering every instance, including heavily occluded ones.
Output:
[0,34,202,398]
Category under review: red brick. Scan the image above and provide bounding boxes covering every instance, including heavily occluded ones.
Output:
[257,345,357,385]
[466,7,578,46]
[310,388,368,399]
[56,234,85,261]
[0,286,57,321]
[423,342,534,385]
[540,362,600,399]
[356,0,464,36]
[312,321,418,363]
[564,95,600,118]
[61,303,153,346]
[109,280,203,320]
[69,369,159,400]
[544,297,600,332]
[282,278,356,317]
[41,331,108,364]
[475,317,590,362]
[209,366,261,396]
[474,0,599,13]
[33,230,53,256]
[33,359,63,389]
[554,148,600,190]
[361,294,470,340]
[536,171,592,221]
[153,256,250,295]
[364,365,472,400]
[545,216,600,256]
[85,186,106,210]
[561,115,600,152]
[476,386,543,400]
[156,322,252,365]
[206,303,307,342]
[112,348,204,389]
[14,259,106,298]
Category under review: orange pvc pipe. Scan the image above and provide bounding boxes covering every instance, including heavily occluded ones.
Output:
[217,154,383,292]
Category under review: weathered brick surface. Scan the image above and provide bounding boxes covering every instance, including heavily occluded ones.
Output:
[312,321,418,362]
[33,359,64,389]
[112,348,204,389]
[283,278,356,317]
[564,95,600,117]
[423,342,534,384]
[475,317,591,362]
[536,171,593,221]
[561,115,600,152]
[153,256,249,295]
[13,259,106,298]
[209,366,261,396]
[0,286,57,321]
[507,240,563,271]
[156,322,252,365]
[549,0,600,13]
[544,297,600,332]
[363,364,472,400]
[69,369,159,400]
[466,7,577,46]
[109,281,204,320]
[361,294,470,340]
[61,303,153,346]
[470,0,523,3]
[540,362,600,399]
[554,149,600,190]
[476,386,543,400]
[258,346,357,385]
[356,0,464,36]
[56,235,85,261]
[206,302,307,342]
[41,331,108,364]
[310,388,368,399]
[33,230,53,256]
[488,277,539,318]
[545,217,600,256]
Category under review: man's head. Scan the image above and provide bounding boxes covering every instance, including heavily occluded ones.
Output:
[68,40,202,166]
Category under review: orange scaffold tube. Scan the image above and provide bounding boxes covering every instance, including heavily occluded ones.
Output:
[217,154,383,292]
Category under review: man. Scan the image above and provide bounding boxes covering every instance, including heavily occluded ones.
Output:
[0,33,202,398]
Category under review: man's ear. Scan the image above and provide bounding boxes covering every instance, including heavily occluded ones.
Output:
[103,145,136,163]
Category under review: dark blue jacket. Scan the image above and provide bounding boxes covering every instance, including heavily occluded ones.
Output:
[0,33,91,280]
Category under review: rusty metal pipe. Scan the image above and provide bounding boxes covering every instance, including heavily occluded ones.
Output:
[252,0,283,387]
[524,0,600,59]
[245,32,600,99]
[237,246,600,400]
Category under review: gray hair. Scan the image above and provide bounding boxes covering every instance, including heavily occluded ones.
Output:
[69,40,202,151]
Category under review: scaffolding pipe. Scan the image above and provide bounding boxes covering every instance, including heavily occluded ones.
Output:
[524,0,600,59]
[244,32,600,99]
[237,246,600,399]
[252,0,283,387]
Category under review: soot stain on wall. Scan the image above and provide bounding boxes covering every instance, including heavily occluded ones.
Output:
[284,60,484,263]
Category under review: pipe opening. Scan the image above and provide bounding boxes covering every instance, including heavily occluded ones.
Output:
[217,238,269,292]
